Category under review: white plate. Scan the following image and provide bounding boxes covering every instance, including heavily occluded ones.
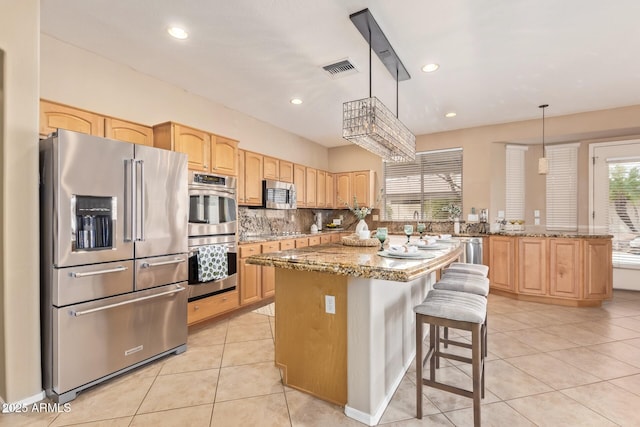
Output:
[435,239,454,243]
[417,244,447,250]
[378,251,435,260]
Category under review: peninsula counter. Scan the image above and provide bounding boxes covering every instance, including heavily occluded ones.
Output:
[247,238,462,426]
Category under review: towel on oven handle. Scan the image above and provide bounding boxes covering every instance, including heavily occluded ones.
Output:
[197,244,228,282]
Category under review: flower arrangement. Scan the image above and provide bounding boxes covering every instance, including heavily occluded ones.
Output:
[345,196,373,220]
[442,203,462,219]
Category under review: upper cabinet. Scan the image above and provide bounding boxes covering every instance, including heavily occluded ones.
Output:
[326,173,335,208]
[105,117,153,146]
[263,156,280,180]
[153,122,238,176]
[153,122,210,172]
[40,100,104,138]
[294,164,306,207]
[211,135,238,176]
[305,167,317,207]
[279,161,294,183]
[244,151,264,206]
[238,149,246,204]
[335,170,375,207]
[317,170,326,208]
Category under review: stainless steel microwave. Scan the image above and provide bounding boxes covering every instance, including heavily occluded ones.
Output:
[262,180,296,209]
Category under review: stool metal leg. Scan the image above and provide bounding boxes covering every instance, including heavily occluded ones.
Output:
[416,313,423,419]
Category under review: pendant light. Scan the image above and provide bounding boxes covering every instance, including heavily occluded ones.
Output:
[537,104,549,175]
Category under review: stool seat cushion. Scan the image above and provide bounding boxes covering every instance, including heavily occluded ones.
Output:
[446,263,489,277]
[414,289,487,324]
[434,280,489,297]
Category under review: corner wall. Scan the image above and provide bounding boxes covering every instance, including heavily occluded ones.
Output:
[0,0,41,403]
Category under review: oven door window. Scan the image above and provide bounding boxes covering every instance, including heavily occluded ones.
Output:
[189,192,236,225]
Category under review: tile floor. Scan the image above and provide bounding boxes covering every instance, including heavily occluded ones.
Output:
[5,290,640,426]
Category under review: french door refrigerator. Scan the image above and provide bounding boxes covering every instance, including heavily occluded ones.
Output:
[40,129,189,403]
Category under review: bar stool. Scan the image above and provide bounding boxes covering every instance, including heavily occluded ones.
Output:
[435,272,490,358]
[415,289,487,427]
[444,262,489,277]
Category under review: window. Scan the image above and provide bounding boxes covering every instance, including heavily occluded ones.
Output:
[546,144,579,231]
[382,148,462,221]
[607,158,640,268]
[505,145,527,221]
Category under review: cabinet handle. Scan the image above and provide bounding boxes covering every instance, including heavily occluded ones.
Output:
[194,305,200,311]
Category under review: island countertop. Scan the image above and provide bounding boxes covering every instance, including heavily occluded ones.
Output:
[245,238,463,282]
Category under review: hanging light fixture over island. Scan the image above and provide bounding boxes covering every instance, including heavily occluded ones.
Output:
[342,9,416,163]
[538,104,549,175]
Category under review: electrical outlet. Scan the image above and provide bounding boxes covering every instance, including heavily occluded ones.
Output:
[325,295,335,314]
[534,210,540,218]
[534,218,540,225]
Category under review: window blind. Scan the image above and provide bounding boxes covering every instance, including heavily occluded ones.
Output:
[505,145,527,221]
[546,144,579,231]
[382,148,462,221]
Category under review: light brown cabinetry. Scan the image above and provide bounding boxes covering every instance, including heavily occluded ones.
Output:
[187,290,239,326]
[279,161,294,183]
[263,156,280,180]
[549,239,581,298]
[583,238,613,300]
[306,168,317,207]
[335,170,375,207]
[294,164,306,207]
[517,238,547,296]
[211,135,238,176]
[243,151,264,206]
[153,122,238,175]
[261,242,280,298]
[238,149,246,203]
[239,243,263,305]
[40,100,104,138]
[295,238,309,248]
[326,173,335,208]
[489,236,516,292]
[489,235,612,306]
[105,117,153,146]
[317,170,326,208]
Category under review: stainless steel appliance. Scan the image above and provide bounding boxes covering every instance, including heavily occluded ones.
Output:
[262,179,296,209]
[187,172,237,301]
[40,129,188,404]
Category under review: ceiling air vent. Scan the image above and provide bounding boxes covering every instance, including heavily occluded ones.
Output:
[322,59,358,79]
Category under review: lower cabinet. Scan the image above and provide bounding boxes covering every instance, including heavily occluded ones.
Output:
[583,238,613,300]
[239,243,263,305]
[187,289,239,325]
[489,236,516,292]
[549,238,581,298]
[517,238,547,296]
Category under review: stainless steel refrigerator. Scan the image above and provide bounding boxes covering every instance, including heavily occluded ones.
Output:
[40,129,189,403]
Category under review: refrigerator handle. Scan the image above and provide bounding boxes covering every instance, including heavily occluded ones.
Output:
[124,159,136,242]
[138,159,145,241]
[69,286,186,317]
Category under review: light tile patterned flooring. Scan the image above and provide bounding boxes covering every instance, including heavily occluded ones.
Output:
[5,290,640,426]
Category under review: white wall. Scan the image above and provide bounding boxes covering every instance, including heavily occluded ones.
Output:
[40,35,330,170]
[0,0,41,403]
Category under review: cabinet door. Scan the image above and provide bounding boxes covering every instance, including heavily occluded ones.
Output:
[40,100,104,137]
[517,238,547,295]
[583,239,613,300]
[105,118,153,146]
[330,233,341,243]
[263,156,279,180]
[308,236,321,246]
[317,170,326,207]
[280,239,295,251]
[244,152,264,206]
[279,161,294,183]
[549,239,581,298]
[295,238,309,248]
[352,170,375,207]
[336,173,351,207]
[212,135,238,176]
[240,259,262,305]
[260,242,279,299]
[187,290,239,325]
[489,236,515,291]
[326,173,335,208]
[320,234,332,244]
[174,124,210,172]
[238,149,246,204]
[306,168,317,207]
[294,164,306,207]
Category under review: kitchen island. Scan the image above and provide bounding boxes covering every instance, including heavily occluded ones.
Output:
[488,232,613,306]
[246,237,462,426]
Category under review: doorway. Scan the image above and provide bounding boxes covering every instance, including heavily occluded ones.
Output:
[591,140,640,290]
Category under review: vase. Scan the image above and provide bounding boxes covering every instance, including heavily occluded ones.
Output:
[355,218,369,234]
[454,218,460,234]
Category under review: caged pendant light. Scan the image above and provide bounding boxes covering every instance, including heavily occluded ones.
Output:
[538,104,549,175]
[342,9,416,163]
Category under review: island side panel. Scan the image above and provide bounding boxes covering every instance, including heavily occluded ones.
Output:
[274,268,348,405]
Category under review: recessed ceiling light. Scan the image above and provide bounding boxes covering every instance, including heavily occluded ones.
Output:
[421,63,439,73]
[290,98,303,105]
[445,112,457,118]
[167,27,188,40]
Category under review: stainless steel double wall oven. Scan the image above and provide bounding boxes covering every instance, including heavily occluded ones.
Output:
[187,172,237,301]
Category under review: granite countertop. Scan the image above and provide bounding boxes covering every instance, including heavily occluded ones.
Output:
[486,231,612,239]
[239,229,344,244]
[245,237,463,282]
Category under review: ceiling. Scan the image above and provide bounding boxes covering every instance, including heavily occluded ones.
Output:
[40,0,640,148]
